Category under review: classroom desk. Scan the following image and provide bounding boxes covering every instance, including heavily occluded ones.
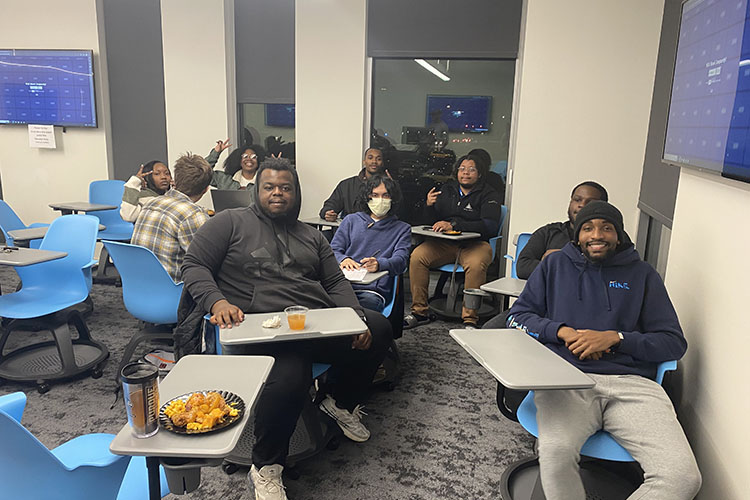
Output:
[346,270,388,285]
[219,307,367,347]
[481,276,527,309]
[49,202,118,215]
[449,328,595,390]
[8,225,106,247]
[300,216,341,229]
[0,246,67,266]
[411,225,482,318]
[109,354,274,500]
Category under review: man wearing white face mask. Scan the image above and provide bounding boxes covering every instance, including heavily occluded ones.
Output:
[330,175,411,312]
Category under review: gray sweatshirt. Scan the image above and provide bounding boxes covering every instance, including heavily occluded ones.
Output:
[181,204,364,319]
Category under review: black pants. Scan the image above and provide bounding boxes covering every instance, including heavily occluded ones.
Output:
[225,308,392,467]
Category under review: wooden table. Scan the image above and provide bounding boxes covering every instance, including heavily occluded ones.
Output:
[109,354,274,499]
[49,202,117,215]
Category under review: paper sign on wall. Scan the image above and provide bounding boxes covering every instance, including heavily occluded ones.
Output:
[28,124,56,149]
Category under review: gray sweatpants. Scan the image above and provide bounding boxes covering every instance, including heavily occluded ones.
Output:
[534,373,701,500]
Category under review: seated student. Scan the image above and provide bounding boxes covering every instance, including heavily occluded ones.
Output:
[131,153,212,282]
[205,139,265,196]
[468,148,505,202]
[330,174,411,312]
[120,160,172,223]
[506,200,701,500]
[404,153,502,329]
[178,157,392,500]
[516,181,608,280]
[319,147,385,222]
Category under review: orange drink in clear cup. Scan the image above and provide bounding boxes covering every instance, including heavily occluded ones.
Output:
[284,306,308,330]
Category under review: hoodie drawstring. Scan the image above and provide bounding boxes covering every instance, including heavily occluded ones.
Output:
[576,254,612,311]
[600,266,612,311]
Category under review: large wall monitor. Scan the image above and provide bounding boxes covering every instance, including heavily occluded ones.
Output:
[0,49,97,128]
[425,95,492,133]
[663,0,750,183]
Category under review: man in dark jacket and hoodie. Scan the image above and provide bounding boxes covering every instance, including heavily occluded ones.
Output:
[506,200,700,500]
[180,157,392,500]
[319,147,385,221]
[405,153,502,328]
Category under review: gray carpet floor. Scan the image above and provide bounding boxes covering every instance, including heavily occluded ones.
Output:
[0,266,534,500]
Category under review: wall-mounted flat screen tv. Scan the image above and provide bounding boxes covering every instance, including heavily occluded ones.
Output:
[0,49,97,128]
[425,95,491,133]
[662,0,750,183]
[265,103,295,128]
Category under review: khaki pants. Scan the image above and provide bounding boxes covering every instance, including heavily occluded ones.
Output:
[409,239,492,323]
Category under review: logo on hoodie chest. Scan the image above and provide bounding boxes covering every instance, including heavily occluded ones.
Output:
[608,280,630,290]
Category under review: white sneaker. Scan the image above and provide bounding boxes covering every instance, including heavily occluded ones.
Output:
[249,464,288,500]
[319,395,370,442]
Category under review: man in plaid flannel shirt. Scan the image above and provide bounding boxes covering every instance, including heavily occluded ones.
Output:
[131,152,213,282]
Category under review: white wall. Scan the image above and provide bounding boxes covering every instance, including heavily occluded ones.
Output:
[160,0,231,165]
[0,0,110,224]
[508,0,664,249]
[665,169,749,500]
[295,0,368,218]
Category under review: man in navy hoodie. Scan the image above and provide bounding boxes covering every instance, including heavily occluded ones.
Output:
[506,201,701,500]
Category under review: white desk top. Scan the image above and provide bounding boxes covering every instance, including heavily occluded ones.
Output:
[49,202,118,213]
[346,270,388,285]
[300,216,341,228]
[480,277,527,298]
[219,307,367,346]
[110,354,274,458]
[8,225,106,243]
[411,225,481,241]
[0,247,68,266]
[450,328,595,390]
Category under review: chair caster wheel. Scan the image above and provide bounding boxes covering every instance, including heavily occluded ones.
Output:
[222,462,239,475]
[285,467,300,480]
[37,383,50,394]
[326,437,340,451]
[91,368,103,379]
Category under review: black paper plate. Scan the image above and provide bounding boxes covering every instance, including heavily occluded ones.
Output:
[159,390,245,435]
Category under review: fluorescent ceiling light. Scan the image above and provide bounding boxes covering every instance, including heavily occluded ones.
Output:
[414,59,450,81]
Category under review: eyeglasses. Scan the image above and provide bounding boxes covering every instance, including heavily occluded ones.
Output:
[242,153,258,160]
[457,166,477,173]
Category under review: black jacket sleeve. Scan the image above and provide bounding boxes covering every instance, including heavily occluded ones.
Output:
[516,226,549,280]
[319,180,347,218]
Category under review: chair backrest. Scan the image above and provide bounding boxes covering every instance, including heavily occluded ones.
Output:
[381,275,400,318]
[0,391,27,423]
[0,200,28,245]
[488,204,508,261]
[18,215,98,295]
[509,232,532,279]
[103,241,184,324]
[89,180,132,230]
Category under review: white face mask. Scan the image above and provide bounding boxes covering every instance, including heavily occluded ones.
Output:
[367,198,391,218]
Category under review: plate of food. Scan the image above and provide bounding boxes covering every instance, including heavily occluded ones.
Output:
[444,230,462,235]
[160,390,245,435]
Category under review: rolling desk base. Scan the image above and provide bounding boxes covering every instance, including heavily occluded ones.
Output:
[501,456,641,500]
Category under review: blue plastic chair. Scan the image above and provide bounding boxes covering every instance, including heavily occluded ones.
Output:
[0,215,108,391]
[102,241,183,381]
[0,391,169,500]
[516,360,678,462]
[89,180,134,241]
[435,205,508,314]
[0,200,49,248]
[503,232,532,279]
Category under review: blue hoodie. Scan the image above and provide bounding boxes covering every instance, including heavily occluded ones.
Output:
[507,242,687,379]
[330,212,412,298]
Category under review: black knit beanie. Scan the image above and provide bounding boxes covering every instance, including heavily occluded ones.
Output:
[573,200,625,243]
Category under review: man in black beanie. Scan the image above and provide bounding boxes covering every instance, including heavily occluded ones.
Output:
[505,200,701,500]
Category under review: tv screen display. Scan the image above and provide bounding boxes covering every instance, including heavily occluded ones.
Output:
[0,49,97,128]
[265,103,295,128]
[426,95,491,133]
[663,0,750,183]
